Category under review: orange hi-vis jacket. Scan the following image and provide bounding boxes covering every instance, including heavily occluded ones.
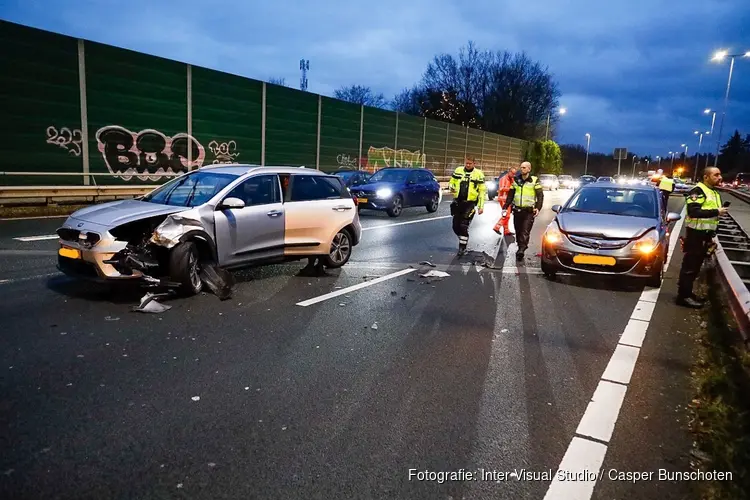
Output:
[497,173,515,202]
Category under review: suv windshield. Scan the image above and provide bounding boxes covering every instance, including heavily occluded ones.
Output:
[142,171,240,207]
[564,187,657,218]
[368,169,409,183]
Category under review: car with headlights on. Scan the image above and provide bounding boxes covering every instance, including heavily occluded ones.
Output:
[56,165,362,295]
[579,175,597,186]
[558,174,578,189]
[540,182,681,287]
[539,174,560,190]
[350,167,441,217]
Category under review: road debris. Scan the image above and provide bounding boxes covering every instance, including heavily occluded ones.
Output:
[200,263,234,300]
[191,396,200,402]
[132,292,173,314]
[104,316,120,321]
[418,261,437,267]
[371,322,378,330]
[419,270,450,278]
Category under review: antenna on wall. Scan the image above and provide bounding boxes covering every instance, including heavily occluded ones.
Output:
[299,59,309,91]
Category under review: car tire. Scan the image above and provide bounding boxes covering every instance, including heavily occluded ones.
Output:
[541,259,557,280]
[426,194,439,213]
[169,241,203,295]
[323,228,353,268]
[387,195,403,217]
[646,257,665,288]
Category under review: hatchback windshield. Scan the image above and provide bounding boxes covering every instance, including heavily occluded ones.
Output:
[564,187,657,218]
[368,169,409,183]
[142,171,240,207]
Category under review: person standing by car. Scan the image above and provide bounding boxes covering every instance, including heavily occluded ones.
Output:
[449,157,486,256]
[658,173,674,214]
[492,165,518,235]
[502,161,543,261]
[676,167,728,308]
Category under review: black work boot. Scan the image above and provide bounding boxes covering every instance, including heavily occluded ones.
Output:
[458,244,467,257]
[676,296,703,308]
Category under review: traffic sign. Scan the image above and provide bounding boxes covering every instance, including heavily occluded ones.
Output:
[613,148,628,160]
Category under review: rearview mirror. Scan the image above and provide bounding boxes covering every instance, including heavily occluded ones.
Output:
[551,204,561,213]
[221,197,245,210]
[666,212,681,222]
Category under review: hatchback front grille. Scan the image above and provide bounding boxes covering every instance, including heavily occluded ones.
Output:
[566,234,630,250]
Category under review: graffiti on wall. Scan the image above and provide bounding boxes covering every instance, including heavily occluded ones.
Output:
[367,147,426,169]
[46,126,83,157]
[208,140,240,164]
[336,153,359,169]
[95,125,205,181]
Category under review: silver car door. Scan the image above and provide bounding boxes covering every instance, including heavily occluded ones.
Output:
[214,174,285,267]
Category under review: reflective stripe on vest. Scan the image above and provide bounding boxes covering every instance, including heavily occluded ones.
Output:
[658,178,674,192]
[513,175,538,207]
[685,182,721,231]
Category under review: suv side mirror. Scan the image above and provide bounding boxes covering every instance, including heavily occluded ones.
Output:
[551,204,561,213]
[666,212,681,222]
[221,197,245,210]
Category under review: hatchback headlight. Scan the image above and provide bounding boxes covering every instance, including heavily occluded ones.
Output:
[376,188,393,198]
[633,229,659,254]
[544,222,563,244]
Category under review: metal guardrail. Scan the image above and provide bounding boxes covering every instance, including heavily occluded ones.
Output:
[713,187,750,346]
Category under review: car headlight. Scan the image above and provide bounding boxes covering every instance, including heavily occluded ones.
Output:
[544,222,563,244]
[376,188,393,198]
[633,229,659,254]
[487,181,497,189]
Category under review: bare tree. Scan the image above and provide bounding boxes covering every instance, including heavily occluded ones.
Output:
[334,85,387,108]
[390,86,425,114]
[268,77,287,86]
[418,42,560,139]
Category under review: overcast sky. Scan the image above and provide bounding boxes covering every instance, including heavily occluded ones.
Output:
[2,0,749,159]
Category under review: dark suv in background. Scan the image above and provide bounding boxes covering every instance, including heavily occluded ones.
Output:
[350,167,442,217]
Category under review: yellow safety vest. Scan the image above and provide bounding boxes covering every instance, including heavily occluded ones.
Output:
[512,175,542,208]
[450,166,486,209]
[685,182,721,231]
[658,177,674,192]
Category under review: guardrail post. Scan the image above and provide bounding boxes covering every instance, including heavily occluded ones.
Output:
[481,131,485,171]
[495,136,500,171]
[77,39,90,186]
[464,126,469,159]
[261,82,267,166]
[394,112,399,166]
[316,95,322,170]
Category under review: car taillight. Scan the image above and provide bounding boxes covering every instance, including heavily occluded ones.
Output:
[352,194,358,206]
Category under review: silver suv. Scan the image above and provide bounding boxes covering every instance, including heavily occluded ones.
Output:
[56,165,362,294]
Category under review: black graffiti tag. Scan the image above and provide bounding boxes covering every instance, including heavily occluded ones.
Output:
[96,126,205,177]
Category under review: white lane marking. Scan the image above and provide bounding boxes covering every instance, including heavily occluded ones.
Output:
[601,344,640,385]
[0,215,68,221]
[544,203,687,500]
[361,215,452,231]
[13,235,59,242]
[630,300,656,322]
[296,268,415,307]
[575,380,629,443]
[543,437,608,499]
[618,319,649,348]
[0,272,63,285]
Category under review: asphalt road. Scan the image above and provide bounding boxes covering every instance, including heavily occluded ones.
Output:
[0,190,701,499]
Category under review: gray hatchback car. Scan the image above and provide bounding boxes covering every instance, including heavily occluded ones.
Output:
[540,182,681,286]
[56,165,362,294]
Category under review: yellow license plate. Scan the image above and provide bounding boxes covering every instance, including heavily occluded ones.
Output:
[573,254,616,266]
[59,246,81,259]
[357,198,368,204]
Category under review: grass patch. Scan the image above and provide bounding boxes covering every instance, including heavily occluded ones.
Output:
[687,277,750,500]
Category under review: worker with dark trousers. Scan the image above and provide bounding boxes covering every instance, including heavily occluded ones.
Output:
[676,167,727,308]
[449,156,486,256]
[658,173,674,215]
[503,161,544,261]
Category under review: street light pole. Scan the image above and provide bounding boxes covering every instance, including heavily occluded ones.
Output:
[584,133,590,175]
[544,107,566,141]
[669,151,675,172]
[693,131,704,182]
[711,50,750,167]
[704,108,717,169]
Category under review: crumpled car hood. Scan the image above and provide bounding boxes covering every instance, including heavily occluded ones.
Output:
[70,199,189,228]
